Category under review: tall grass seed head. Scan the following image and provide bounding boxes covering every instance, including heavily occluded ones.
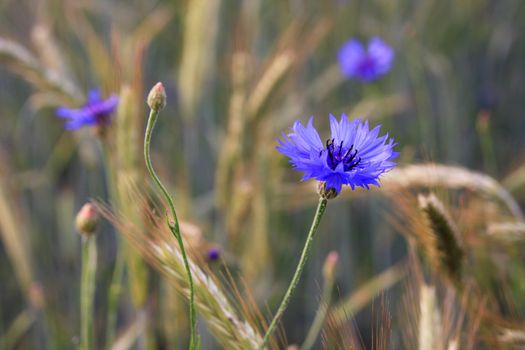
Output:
[75,203,99,237]
[56,89,118,130]
[338,37,394,81]
[277,113,398,194]
[418,194,463,285]
[147,82,167,111]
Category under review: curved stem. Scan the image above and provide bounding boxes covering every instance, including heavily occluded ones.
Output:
[259,197,328,349]
[144,108,198,349]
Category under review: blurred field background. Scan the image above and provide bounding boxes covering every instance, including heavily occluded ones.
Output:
[1,0,525,349]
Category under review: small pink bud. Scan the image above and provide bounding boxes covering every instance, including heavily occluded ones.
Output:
[322,251,339,282]
[29,282,45,309]
[75,203,99,237]
[147,82,167,111]
[476,110,491,131]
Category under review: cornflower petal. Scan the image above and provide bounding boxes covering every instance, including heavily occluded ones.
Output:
[338,40,366,78]
[86,89,102,105]
[368,37,394,74]
[56,107,90,120]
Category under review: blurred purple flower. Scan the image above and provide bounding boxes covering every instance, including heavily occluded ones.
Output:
[56,89,118,130]
[277,114,398,194]
[207,247,220,262]
[338,37,394,81]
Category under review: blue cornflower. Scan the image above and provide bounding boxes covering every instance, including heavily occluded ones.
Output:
[56,89,118,130]
[277,114,398,194]
[338,37,394,81]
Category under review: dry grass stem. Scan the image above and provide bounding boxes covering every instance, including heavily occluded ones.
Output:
[178,0,220,119]
[0,37,81,102]
[0,153,36,303]
[384,164,524,221]
[486,222,525,241]
[330,262,406,329]
[110,310,148,350]
[418,285,443,350]
[247,51,294,119]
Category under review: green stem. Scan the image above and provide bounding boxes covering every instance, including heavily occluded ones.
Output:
[98,141,125,349]
[144,108,198,349]
[476,114,498,177]
[300,279,334,350]
[259,197,328,349]
[105,241,125,348]
[81,236,97,350]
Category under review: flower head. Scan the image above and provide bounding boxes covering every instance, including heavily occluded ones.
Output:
[277,114,398,194]
[75,203,99,237]
[147,82,167,111]
[338,37,394,81]
[56,89,118,130]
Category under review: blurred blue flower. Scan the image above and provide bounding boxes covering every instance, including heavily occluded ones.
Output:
[56,89,118,130]
[277,114,398,194]
[207,247,220,261]
[338,37,394,81]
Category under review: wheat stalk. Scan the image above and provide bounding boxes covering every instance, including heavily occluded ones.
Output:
[418,285,443,350]
[151,242,263,349]
[0,37,81,102]
[385,164,524,221]
[418,194,464,286]
[275,164,524,220]
[97,203,263,350]
[486,222,525,241]
[0,151,36,303]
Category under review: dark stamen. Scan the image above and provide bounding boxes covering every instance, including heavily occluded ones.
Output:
[324,138,361,170]
[344,148,358,164]
[351,157,362,169]
[326,139,335,165]
[342,145,354,159]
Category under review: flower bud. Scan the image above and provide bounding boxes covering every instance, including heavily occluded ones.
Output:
[206,247,220,262]
[75,203,99,237]
[322,251,339,282]
[317,181,338,200]
[147,82,167,111]
[29,282,45,309]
